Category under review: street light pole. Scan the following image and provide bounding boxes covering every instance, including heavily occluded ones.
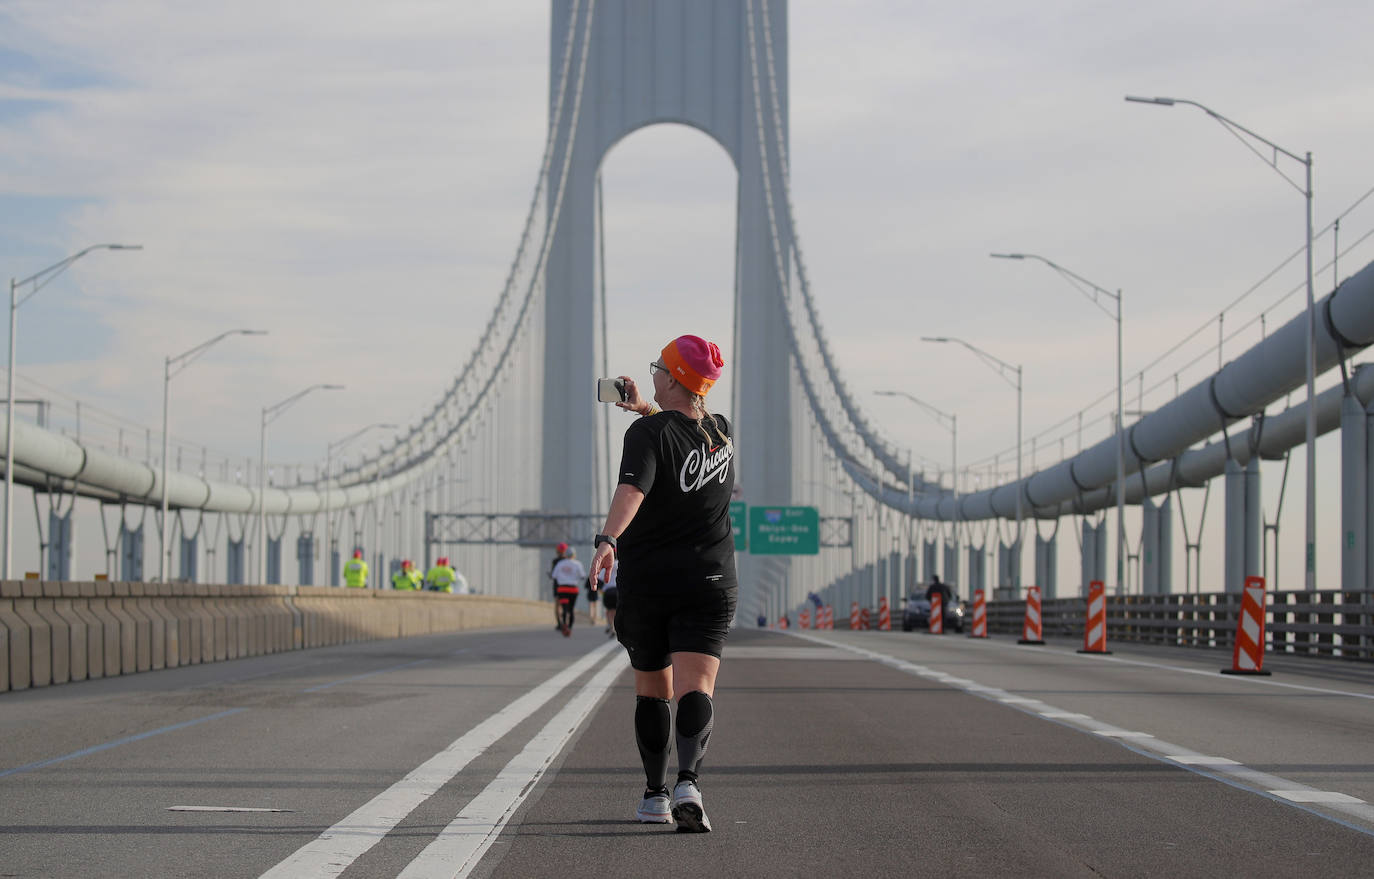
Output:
[874,390,959,590]
[1126,94,1316,589]
[258,384,344,585]
[160,329,268,582]
[921,337,1022,588]
[5,243,141,579]
[991,252,1126,595]
[323,422,397,585]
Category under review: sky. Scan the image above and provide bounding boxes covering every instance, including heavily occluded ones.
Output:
[2,0,1373,589]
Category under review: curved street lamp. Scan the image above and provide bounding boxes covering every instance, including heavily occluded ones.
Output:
[6,243,142,578]
[921,336,1022,589]
[991,251,1125,596]
[1126,94,1316,590]
[874,389,959,589]
[160,329,268,582]
[258,383,344,584]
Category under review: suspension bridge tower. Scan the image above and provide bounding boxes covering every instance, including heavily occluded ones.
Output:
[542,0,797,602]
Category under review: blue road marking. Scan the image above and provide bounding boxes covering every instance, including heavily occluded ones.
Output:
[0,708,248,779]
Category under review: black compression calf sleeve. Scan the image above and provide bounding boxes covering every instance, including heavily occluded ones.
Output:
[634,696,672,791]
[675,690,714,783]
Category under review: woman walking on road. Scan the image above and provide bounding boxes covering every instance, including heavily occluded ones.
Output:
[588,334,736,834]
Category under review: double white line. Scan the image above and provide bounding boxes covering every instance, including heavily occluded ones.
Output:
[261,639,626,879]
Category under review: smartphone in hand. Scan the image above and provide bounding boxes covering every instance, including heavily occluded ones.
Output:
[596,378,627,403]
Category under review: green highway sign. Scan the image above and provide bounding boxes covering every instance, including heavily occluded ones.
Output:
[747,505,819,555]
[730,501,748,551]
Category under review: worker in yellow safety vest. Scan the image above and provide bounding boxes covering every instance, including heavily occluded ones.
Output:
[426,557,456,593]
[344,549,369,588]
[392,559,421,591]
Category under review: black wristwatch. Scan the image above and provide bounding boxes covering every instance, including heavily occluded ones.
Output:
[594,533,618,551]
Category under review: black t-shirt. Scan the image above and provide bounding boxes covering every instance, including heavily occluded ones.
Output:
[616,410,737,593]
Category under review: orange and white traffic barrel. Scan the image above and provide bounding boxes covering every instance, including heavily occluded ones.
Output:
[929,594,944,634]
[777,615,789,630]
[969,589,988,638]
[1078,580,1111,654]
[1018,586,1045,645]
[800,608,811,629]
[822,605,834,629]
[1222,576,1271,676]
[877,596,891,631]
[859,606,871,631]
[850,601,861,630]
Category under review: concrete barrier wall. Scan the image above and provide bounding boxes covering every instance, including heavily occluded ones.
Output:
[0,581,550,693]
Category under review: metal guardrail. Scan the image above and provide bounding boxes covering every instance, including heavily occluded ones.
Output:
[981,590,1374,661]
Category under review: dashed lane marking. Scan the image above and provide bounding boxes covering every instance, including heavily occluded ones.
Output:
[167,806,294,812]
[1271,791,1367,804]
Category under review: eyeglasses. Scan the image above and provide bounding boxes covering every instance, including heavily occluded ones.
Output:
[649,362,667,376]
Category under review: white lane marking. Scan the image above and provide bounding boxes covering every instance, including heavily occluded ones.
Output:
[1166,756,1241,766]
[1270,790,1368,804]
[168,806,294,812]
[259,640,620,879]
[996,697,1044,705]
[397,648,630,879]
[787,631,1374,835]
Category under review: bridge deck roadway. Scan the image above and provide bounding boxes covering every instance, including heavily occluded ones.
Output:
[1,624,1371,878]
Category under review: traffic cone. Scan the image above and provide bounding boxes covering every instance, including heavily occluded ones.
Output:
[822,605,833,629]
[929,593,944,634]
[877,596,891,631]
[1078,580,1111,654]
[1018,586,1045,645]
[969,589,988,638]
[859,606,871,631]
[800,608,811,629]
[850,601,861,630]
[1222,576,1271,675]
[777,614,789,630]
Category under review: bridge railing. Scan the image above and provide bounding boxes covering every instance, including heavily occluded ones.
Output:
[981,591,1374,661]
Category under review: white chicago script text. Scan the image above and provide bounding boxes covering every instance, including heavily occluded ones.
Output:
[680,442,733,493]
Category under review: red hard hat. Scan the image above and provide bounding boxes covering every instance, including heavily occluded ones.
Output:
[402,559,412,568]
[556,542,568,554]
[353,549,363,559]
[438,557,448,566]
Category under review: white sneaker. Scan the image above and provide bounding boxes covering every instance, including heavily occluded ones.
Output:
[636,787,671,823]
[670,780,711,833]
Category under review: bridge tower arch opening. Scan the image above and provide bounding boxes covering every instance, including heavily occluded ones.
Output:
[593,123,739,513]
[543,0,797,610]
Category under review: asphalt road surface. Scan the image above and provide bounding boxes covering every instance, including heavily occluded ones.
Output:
[2,621,1372,878]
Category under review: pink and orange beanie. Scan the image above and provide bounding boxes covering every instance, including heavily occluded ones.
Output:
[661,335,724,396]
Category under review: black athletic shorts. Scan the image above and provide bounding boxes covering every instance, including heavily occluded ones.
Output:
[601,586,618,611]
[613,587,737,672]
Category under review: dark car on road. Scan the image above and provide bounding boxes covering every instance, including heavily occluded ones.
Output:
[902,594,965,633]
